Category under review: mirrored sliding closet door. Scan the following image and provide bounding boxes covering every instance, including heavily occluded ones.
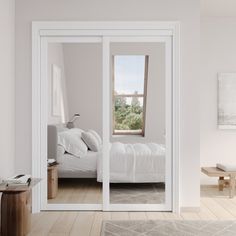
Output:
[36,26,176,212]
[105,38,173,211]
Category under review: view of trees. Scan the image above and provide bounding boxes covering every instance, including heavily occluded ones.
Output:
[114,91,143,131]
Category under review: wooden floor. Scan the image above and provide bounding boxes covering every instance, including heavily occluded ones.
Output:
[48,179,164,204]
[28,186,236,236]
[48,179,103,204]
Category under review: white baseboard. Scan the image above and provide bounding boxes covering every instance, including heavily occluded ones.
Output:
[180,207,200,213]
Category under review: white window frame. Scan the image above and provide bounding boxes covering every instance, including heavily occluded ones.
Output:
[32,21,180,213]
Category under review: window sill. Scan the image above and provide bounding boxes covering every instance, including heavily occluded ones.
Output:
[112,134,145,138]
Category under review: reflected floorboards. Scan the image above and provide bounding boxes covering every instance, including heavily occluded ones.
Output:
[48,179,165,204]
[110,183,165,204]
[48,178,103,204]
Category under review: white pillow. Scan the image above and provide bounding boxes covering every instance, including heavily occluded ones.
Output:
[81,131,100,152]
[67,128,84,137]
[58,129,88,158]
[88,129,102,145]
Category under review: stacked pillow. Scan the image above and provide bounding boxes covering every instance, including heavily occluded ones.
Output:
[58,128,88,158]
[81,130,102,152]
[58,128,102,157]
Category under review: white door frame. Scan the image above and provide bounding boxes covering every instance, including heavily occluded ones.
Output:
[103,36,173,212]
[32,21,180,213]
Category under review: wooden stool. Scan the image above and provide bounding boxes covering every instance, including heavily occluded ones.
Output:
[0,179,40,236]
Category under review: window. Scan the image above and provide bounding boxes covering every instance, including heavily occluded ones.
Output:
[112,55,149,135]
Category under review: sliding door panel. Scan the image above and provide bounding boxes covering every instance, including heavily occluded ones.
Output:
[107,39,172,209]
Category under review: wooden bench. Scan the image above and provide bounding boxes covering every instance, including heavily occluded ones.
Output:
[201,167,236,198]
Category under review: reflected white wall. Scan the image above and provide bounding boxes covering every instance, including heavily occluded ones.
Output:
[63,43,103,135]
[47,43,69,125]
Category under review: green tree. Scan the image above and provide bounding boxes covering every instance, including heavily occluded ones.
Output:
[131,91,140,106]
[114,96,126,110]
[122,112,143,130]
[114,91,143,131]
[115,122,129,130]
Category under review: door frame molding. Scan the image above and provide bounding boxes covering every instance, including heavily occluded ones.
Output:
[32,21,180,213]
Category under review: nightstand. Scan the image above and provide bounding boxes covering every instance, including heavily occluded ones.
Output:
[47,164,58,199]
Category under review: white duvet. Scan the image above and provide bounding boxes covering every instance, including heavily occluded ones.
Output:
[97,142,165,183]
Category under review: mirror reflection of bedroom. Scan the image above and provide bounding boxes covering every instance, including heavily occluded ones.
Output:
[47,41,167,206]
[47,42,103,204]
[109,43,166,204]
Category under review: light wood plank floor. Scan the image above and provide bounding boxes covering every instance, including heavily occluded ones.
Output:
[48,179,164,204]
[28,185,236,235]
[48,179,103,204]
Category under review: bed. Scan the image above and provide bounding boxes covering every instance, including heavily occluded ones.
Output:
[97,142,165,183]
[48,124,166,183]
[48,125,100,178]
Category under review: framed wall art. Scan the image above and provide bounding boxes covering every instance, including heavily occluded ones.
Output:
[218,73,236,129]
[52,64,62,117]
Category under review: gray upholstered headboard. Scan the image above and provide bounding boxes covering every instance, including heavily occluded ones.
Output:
[47,124,68,159]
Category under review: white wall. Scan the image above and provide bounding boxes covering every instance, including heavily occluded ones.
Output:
[0,0,15,180]
[15,0,201,208]
[47,43,69,125]
[200,17,236,184]
[63,43,103,135]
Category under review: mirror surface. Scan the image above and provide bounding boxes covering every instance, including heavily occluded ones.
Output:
[47,42,103,204]
[46,41,168,206]
[109,42,166,204]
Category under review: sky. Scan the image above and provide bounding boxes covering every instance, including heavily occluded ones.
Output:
[114,55,146,95]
